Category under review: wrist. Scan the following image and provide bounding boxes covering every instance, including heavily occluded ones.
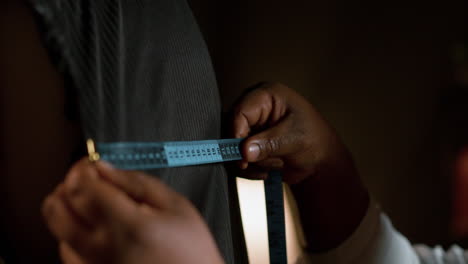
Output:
[289,154,370,252]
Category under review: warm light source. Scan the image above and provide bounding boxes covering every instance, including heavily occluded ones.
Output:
[237,177,305,263]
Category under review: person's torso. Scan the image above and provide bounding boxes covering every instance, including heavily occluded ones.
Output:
[30,0,247,262]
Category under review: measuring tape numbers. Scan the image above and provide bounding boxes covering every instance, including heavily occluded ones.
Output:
[88,138,287,264]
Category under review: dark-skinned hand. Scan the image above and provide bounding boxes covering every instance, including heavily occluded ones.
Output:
[232,83,369,252]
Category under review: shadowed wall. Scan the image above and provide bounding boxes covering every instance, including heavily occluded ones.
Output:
[191,0,467,245]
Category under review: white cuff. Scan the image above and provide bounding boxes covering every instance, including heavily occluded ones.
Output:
[297,199,420,264]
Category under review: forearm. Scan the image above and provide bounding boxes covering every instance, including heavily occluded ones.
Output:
[290,148,370,252]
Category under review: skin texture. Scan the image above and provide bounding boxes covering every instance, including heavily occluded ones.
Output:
[232,82,343,184]
[231,83,370,252]
[42,159,224,264]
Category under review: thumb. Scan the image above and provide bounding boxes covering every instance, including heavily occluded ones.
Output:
[242,118,303,162]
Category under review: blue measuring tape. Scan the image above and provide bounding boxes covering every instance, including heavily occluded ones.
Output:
[88,138,287,263]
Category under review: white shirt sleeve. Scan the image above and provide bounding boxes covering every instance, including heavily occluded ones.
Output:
[295,199,468,264]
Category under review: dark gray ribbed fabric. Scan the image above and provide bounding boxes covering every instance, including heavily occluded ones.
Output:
[29,0,247,263]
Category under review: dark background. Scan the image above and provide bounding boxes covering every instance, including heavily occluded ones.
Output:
[190,0,468,246]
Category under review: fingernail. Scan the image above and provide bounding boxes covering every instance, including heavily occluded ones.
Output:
[248,144,260,160]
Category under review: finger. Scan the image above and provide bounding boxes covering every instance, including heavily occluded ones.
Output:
[239,158,284,180]
[232,87,287,139]
[239,157,285,170]
[63,158,139,226]
[229,82,267,138]
[96,161,179,210]
[238,164,269,180]
[42,185,93,253]
[237,160,248,170]
[59,242,86,264]
[255,158,284,170]
[242,118,304,162]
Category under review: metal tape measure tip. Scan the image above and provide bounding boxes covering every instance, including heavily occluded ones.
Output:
[86,138,101,162]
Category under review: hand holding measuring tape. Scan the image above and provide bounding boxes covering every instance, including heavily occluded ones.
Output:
[42,83,368,263]
[232,83,368,253]
[231,82,340,185]
[42,159,224,264]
